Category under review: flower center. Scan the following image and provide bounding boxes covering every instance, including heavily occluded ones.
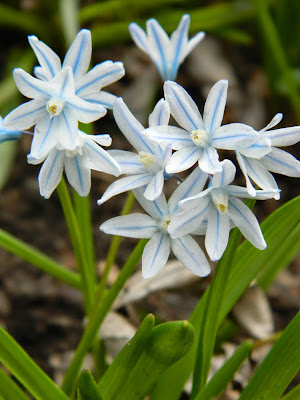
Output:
[138,151,162,174]
[191,129,211,148]
[65,146,83,158]
[159,215,172,233]
[46,97,64,118]
[211,189,229,214]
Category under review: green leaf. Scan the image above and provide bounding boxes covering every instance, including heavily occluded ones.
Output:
[119,321,195,400]
[98,313,155,400]
[195,341,253,400]
[0,326,69,400]
[0,228,81,289]
[77,369,102,400]
[281,384,300,400]
[257,220,300,289]
[191,225,243,396]
[150,197,300,400]
[0,367,30,400]
[239,312,300,400]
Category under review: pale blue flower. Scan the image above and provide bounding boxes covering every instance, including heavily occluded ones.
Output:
[144,80,259,174]
[3,67,106,160]
[100,168,211,278]
[97,98,172,204]
[236,113,300,199]
[0,116,23,144]
[129,14,205,81]
[169,160,279,261]
[28,29,125,109]
[28,130,121,199]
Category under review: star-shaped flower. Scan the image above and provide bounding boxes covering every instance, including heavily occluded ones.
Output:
[169,160,279,261]
[28,130,121,199]
[144,80,259,174]
[129,14,205,81]
[236,113,300,198]
[28,29,125,109]
[3,67,106,159]
[100,168,210,278]
[0,116,23,144]
[97,98,172,205]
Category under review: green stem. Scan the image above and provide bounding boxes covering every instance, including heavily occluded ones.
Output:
[73,191,96,288]
[61,239,147,396]
[0,228,80,289]
[252,0,300,122]
[96,191,136,305]
[59,0,79,46]
[57,178,94,312]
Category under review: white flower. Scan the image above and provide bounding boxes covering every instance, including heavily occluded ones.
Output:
[236,113,300,199]
[97,98,172,205]
[100,168,211,278]
[169,160,279,261]
[144,80,258,174]
[28,130,121,199]
[0,116,23,144]
[129,14,205,81]
[3,67,106,160]
[28,29,125,109]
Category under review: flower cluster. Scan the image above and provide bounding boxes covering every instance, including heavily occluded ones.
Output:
[3,29,124,197]
[2,15,300,277]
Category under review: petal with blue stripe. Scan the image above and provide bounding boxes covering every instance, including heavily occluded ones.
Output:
[228,196,266,250]
[65,153,91,196]
[260,147,300,177]
[13,68,50,99]
[133,187,168,220]
[203,80,228,133]
[63,29,91,80]
[166,146,201,174]
[100,214,158,238]
[76,61,124,96]
[97,174,152,205]
[129,23,149,53]
[205,206,230,261]
[148,98,170,127]
[38,148,64,198]
[171,235,210,276]
[84,141,121,176]
[113,98,157,153]
[28,35,61,81]
[142,232,171,278]
[3,99,46,130]
[164,81,204,132]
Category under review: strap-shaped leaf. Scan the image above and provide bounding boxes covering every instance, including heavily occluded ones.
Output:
[239,312,300,400]
[98,313,155,399]
[0,367,30,400]
[0,326,69,400]
[150,196,300,399]
[195,341,253,400]
[119,321,195,400]
[77,369,102,400]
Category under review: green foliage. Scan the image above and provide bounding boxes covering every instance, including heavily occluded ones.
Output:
[150,196,300,399]
[118,320,195,400]
[195,341,253,400]
[98,313,155,399]
[77,369,102,400]
[239,312,300,400]
[0,326,69,400]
